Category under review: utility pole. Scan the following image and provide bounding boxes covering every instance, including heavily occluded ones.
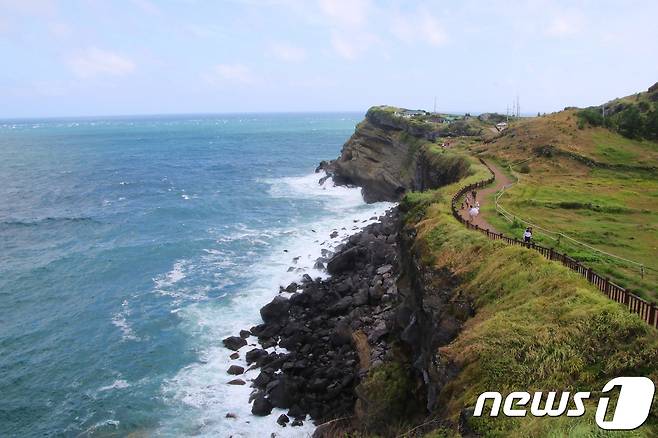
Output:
[506,104,510,123]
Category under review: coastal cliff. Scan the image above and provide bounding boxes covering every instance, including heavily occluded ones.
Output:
[319,106,472,203]
[222,109,478,433]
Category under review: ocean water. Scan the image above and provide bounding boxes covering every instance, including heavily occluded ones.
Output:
[0,114,393,437]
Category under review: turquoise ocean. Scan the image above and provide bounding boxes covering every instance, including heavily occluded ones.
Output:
[0,114,393,437]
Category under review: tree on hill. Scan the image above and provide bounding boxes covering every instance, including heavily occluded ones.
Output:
[617,105,642,138]
[645,105,658,140]
[577,107,603,127]
[577,99,658,140]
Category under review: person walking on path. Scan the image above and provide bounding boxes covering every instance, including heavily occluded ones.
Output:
[469,205,480,221]
[523,227,533,246]
[456,160,513,233]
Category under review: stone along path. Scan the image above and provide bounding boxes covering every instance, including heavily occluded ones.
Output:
[457,160,513,233]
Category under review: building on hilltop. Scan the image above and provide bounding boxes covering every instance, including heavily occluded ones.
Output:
[396,109,427,118]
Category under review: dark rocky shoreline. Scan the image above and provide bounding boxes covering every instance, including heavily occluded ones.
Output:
[220,110,477,434]
[223,208,402,429]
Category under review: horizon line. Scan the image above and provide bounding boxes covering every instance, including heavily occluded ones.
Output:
[0,108,544,122]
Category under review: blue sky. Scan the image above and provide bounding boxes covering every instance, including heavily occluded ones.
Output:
[1,0,657,118]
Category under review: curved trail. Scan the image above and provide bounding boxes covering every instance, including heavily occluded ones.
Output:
[457,160,512,232]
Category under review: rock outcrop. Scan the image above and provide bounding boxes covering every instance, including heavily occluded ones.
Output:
[319,107,471,202]
[226,209,403,426]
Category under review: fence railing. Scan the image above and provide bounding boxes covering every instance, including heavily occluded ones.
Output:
[450,158,657,329]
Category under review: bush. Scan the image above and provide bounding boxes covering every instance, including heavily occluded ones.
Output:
[593,100,658,140]
[645,106,658,140]
[617,105,643,138]
[357,362,416,432]
[518,163,530,174]
[577,108,603,127]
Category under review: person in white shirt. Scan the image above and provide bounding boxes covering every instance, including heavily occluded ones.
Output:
[523,227,532,243]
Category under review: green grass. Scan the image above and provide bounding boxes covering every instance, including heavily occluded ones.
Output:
[591,130,657,165]
[482,166,658,300]
[398,163,658,437]
[357,362,419,432]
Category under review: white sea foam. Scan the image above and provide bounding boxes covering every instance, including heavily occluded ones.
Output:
[265,171,368,212]
[157,172,394,437]
[154,260,188,289]
[112,300,139,341]
[81,419,120,435]
[99,379,131,392]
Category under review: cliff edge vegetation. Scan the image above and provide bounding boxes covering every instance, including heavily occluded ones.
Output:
[321,106,488,203]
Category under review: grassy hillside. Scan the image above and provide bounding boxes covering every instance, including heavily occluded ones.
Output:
[400,158,658,437]
[459,101,658,300]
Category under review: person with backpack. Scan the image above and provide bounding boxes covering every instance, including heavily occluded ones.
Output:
[523,227,532,245]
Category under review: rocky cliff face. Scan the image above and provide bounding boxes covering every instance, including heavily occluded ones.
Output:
[221,110,479,435]
[393,220,473,415]
[319,107,471,203]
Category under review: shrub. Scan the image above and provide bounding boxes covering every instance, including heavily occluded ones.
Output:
[518,163,530,174]
[577,108,603,127]
[617,105,643,138]
[645,107,658,140]
[357,362,416,432]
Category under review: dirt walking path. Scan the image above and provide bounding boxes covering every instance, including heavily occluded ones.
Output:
[457,160,513,233]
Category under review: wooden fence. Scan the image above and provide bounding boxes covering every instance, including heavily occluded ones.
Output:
[450,159,658,329]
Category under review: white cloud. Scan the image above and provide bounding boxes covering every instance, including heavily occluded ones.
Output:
[546,14,582,38]
[205,63,256,84]
[330,32,378,60]
[270,42,306,62]
[0,0,57,17]
[131,0,161,16]
[392,9,447,47]
[330,33,357,59]
[183,24,222,39]
[316,0,385,61]
[48,21,72,38]
[68,48,136,78]
[318,0,371,27]
[420,14,448,46]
